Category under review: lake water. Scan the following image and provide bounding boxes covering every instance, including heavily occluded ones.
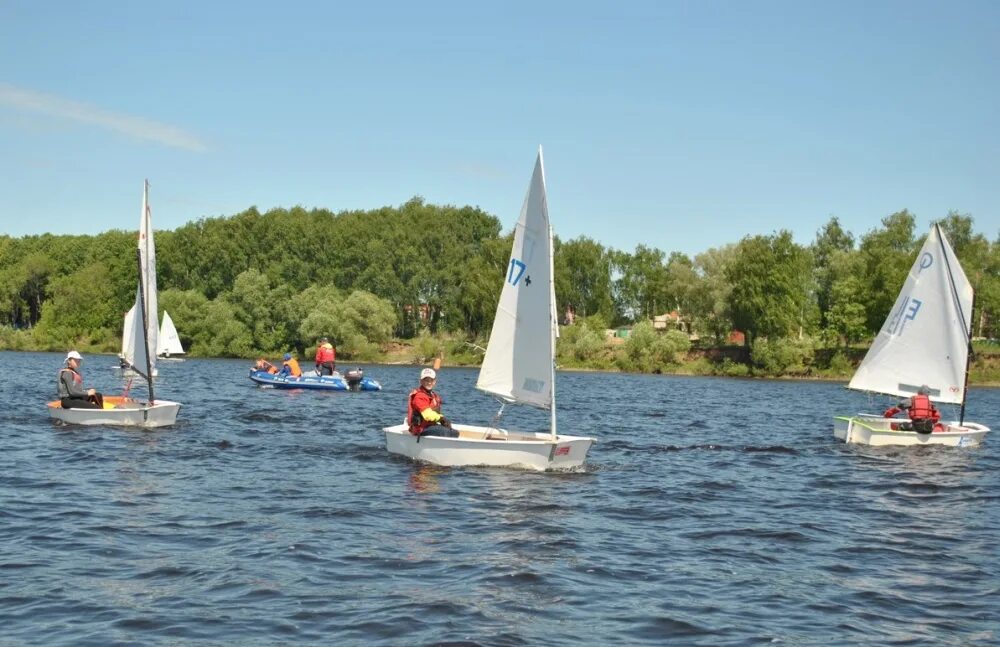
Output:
[1,351,998,646]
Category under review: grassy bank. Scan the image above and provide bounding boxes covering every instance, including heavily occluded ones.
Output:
[4,325,998,386]
[379,336,1000,386]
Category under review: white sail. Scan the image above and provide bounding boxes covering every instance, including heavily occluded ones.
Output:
[124,290,149,376]
[475,148,556,411]
[849,224,973,404]
[123,180,158,379]
[157,311,185,356]
[121,304,136,360]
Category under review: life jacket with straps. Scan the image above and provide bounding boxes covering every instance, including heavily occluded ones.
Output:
[908,394,934,419]
[57,367,82,398]
[407,387,442,435]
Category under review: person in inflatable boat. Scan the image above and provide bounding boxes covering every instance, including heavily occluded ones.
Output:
[884,385,943,433]
[407,368,458,438]
[57,351,105,409]
[277,352,302,378]
[315,337,336,375]
[254,358,279,374]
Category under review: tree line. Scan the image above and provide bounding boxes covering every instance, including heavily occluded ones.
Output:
[0,199,997,371]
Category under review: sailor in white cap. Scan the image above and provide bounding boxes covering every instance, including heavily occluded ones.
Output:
[57,351,104,409]
[406,367,458,438]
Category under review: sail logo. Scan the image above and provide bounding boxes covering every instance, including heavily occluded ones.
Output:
[918,252,933,273]
[522,377,545,393]
[507,258,527,286]
[886,296,922,336]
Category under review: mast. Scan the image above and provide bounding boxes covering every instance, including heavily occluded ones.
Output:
[935,224,973,424]
[959,292,974,425]
[135,247,156,404]
[548,220,557,441]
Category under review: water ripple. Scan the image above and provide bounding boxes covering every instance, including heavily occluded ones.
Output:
[0,353,997,646]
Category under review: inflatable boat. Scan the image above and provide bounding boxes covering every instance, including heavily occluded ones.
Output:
[248,368,382,391]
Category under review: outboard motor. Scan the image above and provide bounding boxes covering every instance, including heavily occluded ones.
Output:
[345,368,364,392]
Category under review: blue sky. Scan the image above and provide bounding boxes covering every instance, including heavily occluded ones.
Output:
[1,0,997,257]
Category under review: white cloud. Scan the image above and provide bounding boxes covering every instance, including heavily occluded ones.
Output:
[0,83,208,152]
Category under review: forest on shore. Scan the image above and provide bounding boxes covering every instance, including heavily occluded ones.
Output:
[1,198,998,382]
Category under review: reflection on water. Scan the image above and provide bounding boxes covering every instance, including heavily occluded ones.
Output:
[407,464,445,495]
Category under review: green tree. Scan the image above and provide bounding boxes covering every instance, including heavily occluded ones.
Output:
[812,216,856,328]
[613,244,668,321]
[858,210,918,332]
[555,237,616,324]
[34,262,117,349]
[688,245,736,343]
[825,275,868,346]
[726,231,811,346]
[158,289,210,355]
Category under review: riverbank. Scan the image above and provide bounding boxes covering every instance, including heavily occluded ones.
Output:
[5,336,998,386]
[373,339,1000,386]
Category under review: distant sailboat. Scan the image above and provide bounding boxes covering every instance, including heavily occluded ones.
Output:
[118,304,136,370]
[157,311,185,360]
[383,148,595,469]
[49,180,180,428]
[833,224,989,446]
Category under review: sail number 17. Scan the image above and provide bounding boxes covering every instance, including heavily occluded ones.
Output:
[507,259,527,286]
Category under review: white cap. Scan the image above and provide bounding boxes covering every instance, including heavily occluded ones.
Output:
[66,350,83,361]
[420,368,436,380]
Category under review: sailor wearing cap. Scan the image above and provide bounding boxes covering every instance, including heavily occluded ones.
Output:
[406,367,458,438]
[57,351,104,409]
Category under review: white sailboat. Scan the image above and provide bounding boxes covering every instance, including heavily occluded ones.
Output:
[49,180,181,428]
[383,148,595,470]
[834,224,989,446]
[157,311,185,360]
[117,303,136,369]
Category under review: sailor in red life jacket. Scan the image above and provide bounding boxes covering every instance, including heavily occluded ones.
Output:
[56,350,105,409]
[407,368,459,438]
[315,337,336,375]
[883,385,943,433]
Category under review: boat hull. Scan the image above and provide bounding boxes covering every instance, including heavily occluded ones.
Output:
[248,369,381,391]
[47,396,180,428]
[383,423,594,470]
[833,415,990,447]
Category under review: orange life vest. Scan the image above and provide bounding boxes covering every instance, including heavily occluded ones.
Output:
[908,394,934,419]
[407,387,442,435]
[283,358,302,377]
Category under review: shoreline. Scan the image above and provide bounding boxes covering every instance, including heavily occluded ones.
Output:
[6,348,997,387]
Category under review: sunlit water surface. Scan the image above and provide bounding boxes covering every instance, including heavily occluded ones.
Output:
[1,351,998,646]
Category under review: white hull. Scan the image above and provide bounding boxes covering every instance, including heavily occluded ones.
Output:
[48,397,180,429]
[833,415,989,447]
[384,423,594,471]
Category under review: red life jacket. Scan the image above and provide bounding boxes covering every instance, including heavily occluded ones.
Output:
[59,367,82,384]
[909,394,934,419]
[316,344,335,364]
[407,387,442,435]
